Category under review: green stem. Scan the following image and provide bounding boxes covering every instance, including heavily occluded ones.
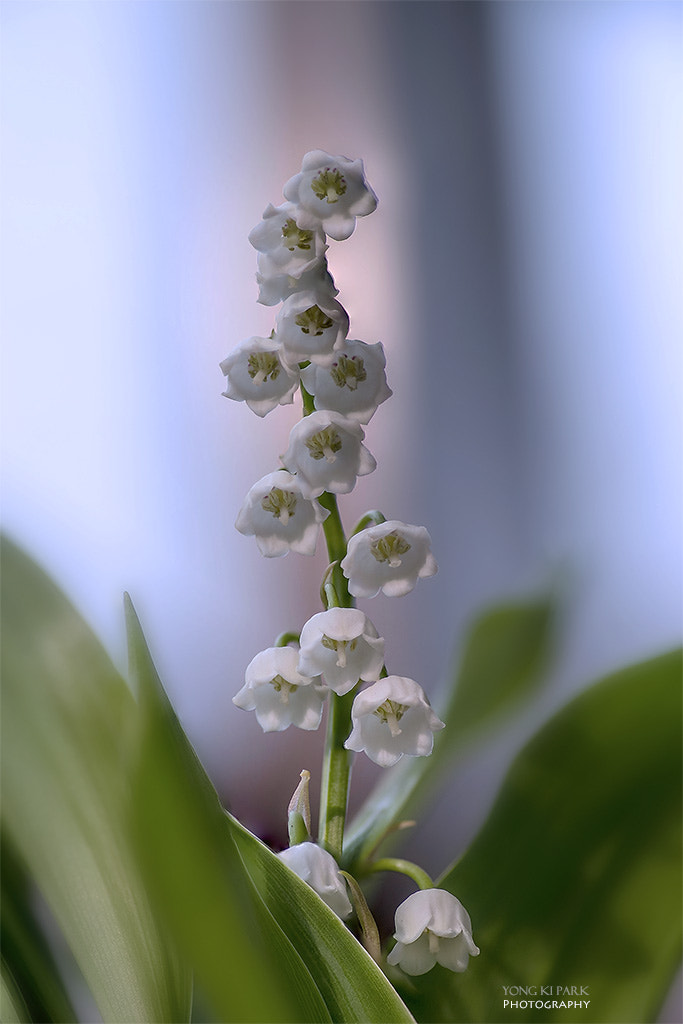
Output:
[364,858,434,891]
[316,491,354,860]
[319,690,354,860]
[274,630,300,648]
[351,510,386,536]
[300,380,316,417]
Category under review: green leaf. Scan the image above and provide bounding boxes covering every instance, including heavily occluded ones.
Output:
[1,968,30,1024]
[403,650,682,1024]
[344,595,555,866]
[126,595,414,1024]
[126,595,331,1024]
[230,818,415,1023]
[0,537,191,1023]
[1,832,77,1023]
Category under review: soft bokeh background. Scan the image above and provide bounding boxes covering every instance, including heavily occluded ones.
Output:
[2,0,681,1006]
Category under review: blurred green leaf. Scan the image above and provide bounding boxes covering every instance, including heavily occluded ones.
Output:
[1,968,30,1024]
[229,817,415,1023]
[403,650,682,1024]
[126,595,414,1024]
[1,832,76,1023]
[0,537,191,1023]
[344,595,555,866]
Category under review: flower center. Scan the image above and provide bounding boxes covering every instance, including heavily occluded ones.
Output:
[426,930,440,955]
[321,634,358,668]
[247,351,281,385]
[305,427,343,463]
[270,674,298,704]
[294,305,334,336]
[281,218,314,251]
[373,698,409,737]
[330,354,367,392]
[261,487,297,523]
[370,531,411,567]
[310,167,347,204]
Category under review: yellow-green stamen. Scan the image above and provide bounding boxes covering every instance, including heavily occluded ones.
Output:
[330,354,367,391]
[261,487,297,523]
[270,674,298,703]
[247,351,281,385]
[311,167,347,204]
[281,218,314,251]
[370,531,411,567]
[373,698,409,737]
[295,305,334,336]
[305,427,343,463]
[321,634,358,668]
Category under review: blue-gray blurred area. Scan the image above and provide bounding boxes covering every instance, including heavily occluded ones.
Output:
[2,0,681,916]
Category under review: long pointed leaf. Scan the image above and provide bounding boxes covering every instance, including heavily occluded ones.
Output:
[126,595,330,1024]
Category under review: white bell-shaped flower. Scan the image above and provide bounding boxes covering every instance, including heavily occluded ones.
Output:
[275,289,349,368]
[236,470,329,557]
[256,256,338,307]
[301,340,392,423]
[344,676,444,767]
[277,842,352,919]
[283,151,378,241]
[297,608,385,695]
[341,520,438,598]
[248,202,327,279]
[281,410,376,500]
[233,647,326,733]
[220,336,299,417]
[387,889,480,975]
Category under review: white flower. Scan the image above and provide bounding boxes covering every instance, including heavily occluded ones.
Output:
[341,520,438,598]
[283,151,378,241]
[277,842,352,919]
[301,340,392,423]
[281,410,376,500]
[220,336,299,417]
[298,608,385,695]
[275,289,349,368]
[256,257,338,307]
[386,889,480,975]
[248,202,327,278]
[233,647,326,732]
[344,676,444,767]
[235,470,329,557]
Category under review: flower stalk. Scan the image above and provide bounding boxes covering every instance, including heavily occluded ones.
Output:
[223,151,477,979]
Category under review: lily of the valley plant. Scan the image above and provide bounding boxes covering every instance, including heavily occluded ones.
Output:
[222,150,479,976]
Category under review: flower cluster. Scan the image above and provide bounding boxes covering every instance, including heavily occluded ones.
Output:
[221,152,476,978]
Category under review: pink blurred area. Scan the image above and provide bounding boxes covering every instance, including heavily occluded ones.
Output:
[2,0,681,887]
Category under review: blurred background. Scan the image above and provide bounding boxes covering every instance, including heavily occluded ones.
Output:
[1,0,681,968]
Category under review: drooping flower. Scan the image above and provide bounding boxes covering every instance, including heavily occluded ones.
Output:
[386,889,480,975]
[283,151,378,241]
[297,608,385,695]
[281,410,376,500]
[344,676,444,767]
[248,202,328,279]
[301,339,392,422]
[220,336,299,417]
[235,470,329,557]
[275,289,349,368]
[341,520,437,598]
[256,257,338,308]
[233,647,326,732]
[277,842,352,919]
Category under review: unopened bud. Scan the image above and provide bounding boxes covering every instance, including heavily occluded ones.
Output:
[287,769,312,845]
